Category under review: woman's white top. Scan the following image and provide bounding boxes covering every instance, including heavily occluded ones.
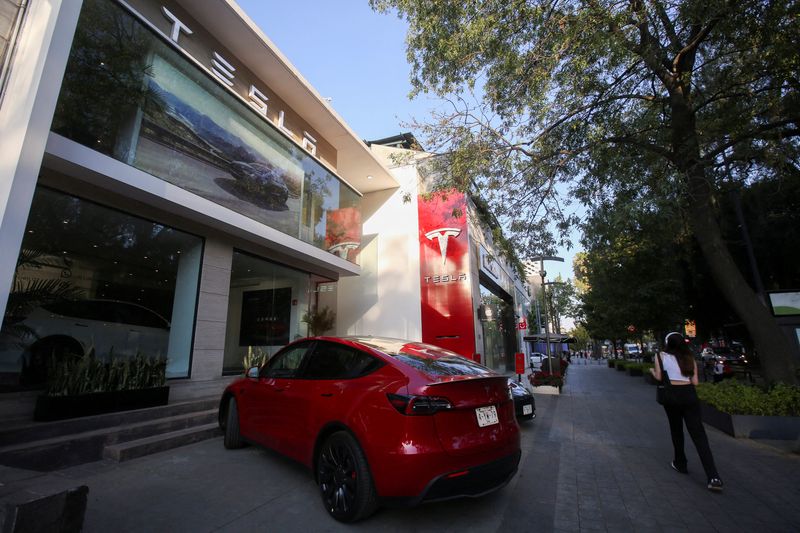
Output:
[660,351,691,382]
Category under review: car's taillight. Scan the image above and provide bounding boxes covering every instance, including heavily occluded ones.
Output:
[387,393,452,415]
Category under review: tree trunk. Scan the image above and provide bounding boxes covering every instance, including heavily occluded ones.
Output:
[670,92,798,385]
[685,172,798,385]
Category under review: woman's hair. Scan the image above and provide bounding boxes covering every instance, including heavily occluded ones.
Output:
[664,332,694,377]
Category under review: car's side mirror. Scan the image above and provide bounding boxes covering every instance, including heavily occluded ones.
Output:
[246,366,260,378]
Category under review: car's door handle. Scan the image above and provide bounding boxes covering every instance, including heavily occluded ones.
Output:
[274,388,285,392]
[320,393,333,397]
[74,323,89,327]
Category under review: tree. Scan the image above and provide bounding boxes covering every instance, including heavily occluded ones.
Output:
[546,276,579,333]
[373,0,800,384]
[577,191,687,341]
[569,323,592,351]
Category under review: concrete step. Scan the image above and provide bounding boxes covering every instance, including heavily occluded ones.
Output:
[0,408,219,471]
[0,397,219,447]
[103,423,222,462]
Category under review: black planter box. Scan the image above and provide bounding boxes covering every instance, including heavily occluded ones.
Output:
[616,365,627,371]
[628,368,643,377]
[34,387,170,421]
[644,373,658,385]
[700,401,800,439]
[607,360,615,368]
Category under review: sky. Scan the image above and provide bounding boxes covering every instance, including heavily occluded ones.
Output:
[236,1,578,281]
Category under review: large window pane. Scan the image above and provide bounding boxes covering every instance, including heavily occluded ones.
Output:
[223,250,331,375]
[0,187,203,389]
[51,0,361,262]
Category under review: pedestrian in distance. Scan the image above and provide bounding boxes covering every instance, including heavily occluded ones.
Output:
[713,358,725,383]
[651,332,723,492]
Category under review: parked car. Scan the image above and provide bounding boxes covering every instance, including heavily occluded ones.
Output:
[528,352,546,369]
[508,378,535,421]
[702,346,747,364]
[624,343,641,357]
[218,336,521,522]
[0,299,170,383]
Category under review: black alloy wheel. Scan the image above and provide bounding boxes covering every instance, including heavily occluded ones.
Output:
[316,431,377,522]
[223,397,243,449]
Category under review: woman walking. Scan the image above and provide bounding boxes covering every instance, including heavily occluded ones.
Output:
[651,332,723,491]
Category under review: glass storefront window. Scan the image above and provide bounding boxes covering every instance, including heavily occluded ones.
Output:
[0,187,203,389]
[479,285,516,372]
[223,250,333,374]
[51,0,361,263]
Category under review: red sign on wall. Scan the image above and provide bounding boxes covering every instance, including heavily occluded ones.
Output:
[515,352,526,375]
[418,191,476,360]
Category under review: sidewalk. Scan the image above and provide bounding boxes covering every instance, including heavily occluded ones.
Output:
[506,360,800,532]
[1,361,799,532]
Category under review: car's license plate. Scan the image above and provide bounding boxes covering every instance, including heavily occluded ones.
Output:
[475,406,499,427]
[523,404,533,415]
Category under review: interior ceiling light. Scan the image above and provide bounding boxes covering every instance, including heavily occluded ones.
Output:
[367,175,373,180]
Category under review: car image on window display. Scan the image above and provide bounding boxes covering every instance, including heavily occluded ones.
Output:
[218,336,521,523]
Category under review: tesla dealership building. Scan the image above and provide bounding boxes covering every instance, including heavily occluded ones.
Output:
[0,0,529,410]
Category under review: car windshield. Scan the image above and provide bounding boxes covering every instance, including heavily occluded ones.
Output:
[347,336,493,377]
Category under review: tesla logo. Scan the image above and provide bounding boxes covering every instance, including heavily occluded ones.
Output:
[328,242,359,259]
[425,228,461,265]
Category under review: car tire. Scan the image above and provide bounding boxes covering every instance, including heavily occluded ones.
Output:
[223,397,244,449]
[316,431,377,523]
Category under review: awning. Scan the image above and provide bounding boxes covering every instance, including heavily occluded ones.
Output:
[524,334,577,344]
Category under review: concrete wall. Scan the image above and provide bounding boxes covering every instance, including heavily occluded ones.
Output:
[336,146,421,340]
[0,0,82,320]
[190,238,232,380]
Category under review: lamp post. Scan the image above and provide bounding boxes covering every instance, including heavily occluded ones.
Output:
[530,256,564,374]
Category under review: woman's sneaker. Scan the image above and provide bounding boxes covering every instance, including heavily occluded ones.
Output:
[671,461,688,474]
[707,478,723,492]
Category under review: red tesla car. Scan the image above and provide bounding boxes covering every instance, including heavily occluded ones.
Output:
[218,336,521,522]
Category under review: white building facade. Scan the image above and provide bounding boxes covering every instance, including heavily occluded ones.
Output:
[0,0,529,416]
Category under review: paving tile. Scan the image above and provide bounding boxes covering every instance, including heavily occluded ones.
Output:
[4,363,799,532]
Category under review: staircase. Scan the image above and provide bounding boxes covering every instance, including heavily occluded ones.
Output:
[0,397,221,472]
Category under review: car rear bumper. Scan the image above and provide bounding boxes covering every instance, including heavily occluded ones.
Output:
[381,449,521,507]
[513,396,535,420]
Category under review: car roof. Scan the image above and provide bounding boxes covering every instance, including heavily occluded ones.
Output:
[344,335,477,358]
[319,336,497,380]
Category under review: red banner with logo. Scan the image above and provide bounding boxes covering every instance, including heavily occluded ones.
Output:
[418,191,476,360]
[325,207,361,262]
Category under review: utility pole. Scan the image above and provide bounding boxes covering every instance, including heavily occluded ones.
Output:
[530,256,564,374]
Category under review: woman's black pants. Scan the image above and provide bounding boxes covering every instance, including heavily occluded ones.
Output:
[663,392,720,480]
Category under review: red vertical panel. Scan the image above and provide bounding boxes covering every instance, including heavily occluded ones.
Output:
[417,191,477,359]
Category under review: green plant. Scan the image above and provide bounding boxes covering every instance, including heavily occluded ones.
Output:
[45,348,166,396]
[3,249,84,346]
[529,371,564,388]
[302,305,336,336]
[697,381,800,417]
[242,346,269,372]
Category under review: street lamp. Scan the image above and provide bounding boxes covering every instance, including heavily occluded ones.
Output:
[530,256,564,374]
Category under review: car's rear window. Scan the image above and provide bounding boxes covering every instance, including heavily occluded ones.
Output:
[349,337,493,377]
[394,354,493,376]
